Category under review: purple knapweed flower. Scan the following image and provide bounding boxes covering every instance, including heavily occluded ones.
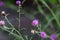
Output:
[32,19,38,26]
[16,0,21,6]
[0,1,4,7]
[40,32,46,38]
[50,34,57,40]
[0,20,5,26]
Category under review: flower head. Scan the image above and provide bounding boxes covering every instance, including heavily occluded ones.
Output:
[50,34,57,40]
[0,20,5,26]
[16,0,21,6]
[40,32,46,38]
[1,11,6,16]
[31,30,35,34]
[32,19,38,26]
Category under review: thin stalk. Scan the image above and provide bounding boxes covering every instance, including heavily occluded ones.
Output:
[40,24,41,32]
[5,16,14,28]
[18,5,20,30]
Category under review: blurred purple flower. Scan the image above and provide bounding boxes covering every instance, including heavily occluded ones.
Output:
[32,19,38,26]
[16,0,21,6]
[50,34,57,40]
[40,32,46,38]
[0,1,4,7]
[0,20,5,26]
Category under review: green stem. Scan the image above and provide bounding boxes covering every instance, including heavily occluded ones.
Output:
[18,5,20,28]
[5,16,14,28]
